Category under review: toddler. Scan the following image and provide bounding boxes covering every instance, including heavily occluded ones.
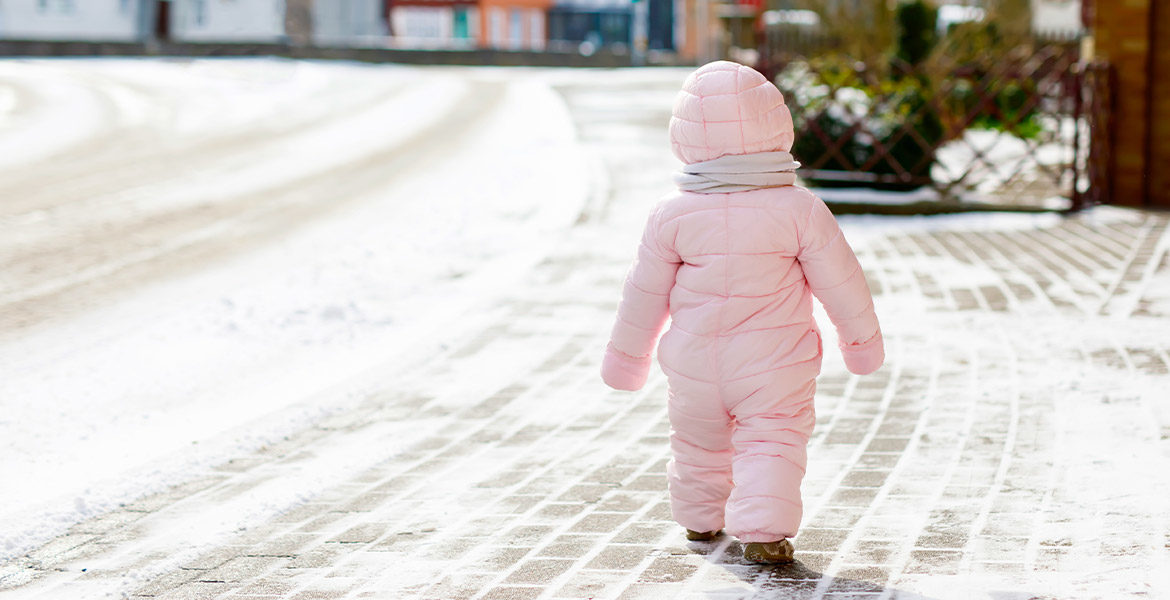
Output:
[601,61,884,563]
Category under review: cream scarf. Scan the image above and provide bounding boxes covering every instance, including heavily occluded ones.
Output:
[673,151,800,194]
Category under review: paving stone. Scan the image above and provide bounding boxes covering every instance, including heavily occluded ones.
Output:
[534,503,588,521]
[617,583,687,599]
[327,523,389,544]
[269,503,331,524]
[585,545,653,570]
[227,576,297,596]
[622,472,669,491]
[503,558,575,584]
[70,510,149,535]
[197,556,287,583]
[570,512,633,533]
[596,492,655,512]
[132,569,202,596]
[557,484,613,503]
[839,470,891,488]
[296,513,349,534]
[826,570,889,590]
[178,547,241,571]
[844,540,899,565]
[481,586,544,600]
[156,581,237,599]
[553,569,634,599]
[502,525,555,546]
[904,550,963,575]
[472,546,531,571]
[419,573,496,600]
[612,522,674,544]
[285,544,351,569]
[637,556,700,583]
[794,528,851,553]
[334,493,392,513]
[643,502,673,521]
[537,535,602,559]
[243,533,320,557]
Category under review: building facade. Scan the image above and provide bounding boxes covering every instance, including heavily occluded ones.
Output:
[389,0,481,48]
[546,0,681,56]
[0,0,690,59]
[168,0,285,42]
[1086,0,1170,208]
[0,0,146,41]
[313,0,387,46]
[478,0,551,50]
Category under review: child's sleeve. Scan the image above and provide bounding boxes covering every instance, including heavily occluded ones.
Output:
[797,196,884,375]
[601,205,682,391]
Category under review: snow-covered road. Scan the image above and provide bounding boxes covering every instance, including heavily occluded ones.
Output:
[2,59,1168,600]
[0,58,600,557]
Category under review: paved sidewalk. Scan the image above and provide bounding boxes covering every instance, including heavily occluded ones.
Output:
[3,77,1169,600]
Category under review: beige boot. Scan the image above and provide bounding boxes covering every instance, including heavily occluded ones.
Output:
[685,529,721,541]
[743,539,794,563]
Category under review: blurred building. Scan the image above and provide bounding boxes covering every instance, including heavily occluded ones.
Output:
[0,0,145,41]
[0,0,693,61]
[313,0,387,46]
[546,1,631,53]
[546,0,684,57]
[388,0,552,50]
[479,0,552,50]
[1085,0,1170,208]
[167,0,285,42]
[0,0,301,43]
[389,0,480,48]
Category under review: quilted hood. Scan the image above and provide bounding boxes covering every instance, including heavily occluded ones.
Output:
[668,61,795,165]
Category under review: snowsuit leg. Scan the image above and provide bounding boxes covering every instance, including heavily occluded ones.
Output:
[665,379,734,534]
[723,373,817,543]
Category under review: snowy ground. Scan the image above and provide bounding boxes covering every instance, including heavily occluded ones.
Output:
[0,57,601,558]
[1,59,1168,600]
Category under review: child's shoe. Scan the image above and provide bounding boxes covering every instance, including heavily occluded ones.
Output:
[685,529,721,541]
[743,539,794,563]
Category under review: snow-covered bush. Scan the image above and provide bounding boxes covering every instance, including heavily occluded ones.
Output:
[777,57,943,190]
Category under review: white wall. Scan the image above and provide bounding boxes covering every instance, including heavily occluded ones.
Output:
[170,0,286,42]
[313,0,385,46]
[390,6,478,49]
[0,0,145,41]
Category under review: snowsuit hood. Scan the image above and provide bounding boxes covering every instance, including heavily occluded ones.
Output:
[668,60,795,165]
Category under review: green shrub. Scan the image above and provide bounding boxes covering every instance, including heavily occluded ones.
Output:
[780,59,943,190]
[894,0,938,68]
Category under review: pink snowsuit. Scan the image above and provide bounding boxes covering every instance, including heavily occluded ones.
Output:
[601,61,884,543]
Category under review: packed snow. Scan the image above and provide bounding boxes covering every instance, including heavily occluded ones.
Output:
[0,58,587,559]
[1,59,1167,600]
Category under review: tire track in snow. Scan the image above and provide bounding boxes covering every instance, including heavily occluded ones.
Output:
[0,64,412,213]
[0,78,505,339]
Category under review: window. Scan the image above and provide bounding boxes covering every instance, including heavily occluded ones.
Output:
[508,8,521,49]
[528,10,544,50]
[453,8,469,39]
[489,7,504,48]
[38,0,75,13]
[192,0,207,27]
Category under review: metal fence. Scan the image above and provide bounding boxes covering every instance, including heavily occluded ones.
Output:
[756,43,1112,210]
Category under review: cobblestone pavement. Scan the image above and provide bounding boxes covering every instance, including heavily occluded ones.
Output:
[3,74,1170,600]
